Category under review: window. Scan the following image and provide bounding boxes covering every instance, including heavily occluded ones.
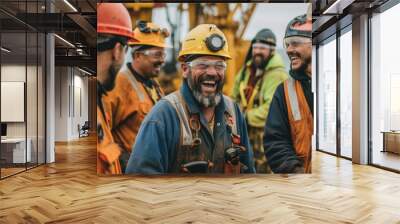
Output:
[370,2,400,171]
[317,35,337,154]
[0,0,47,179]
[339,27,352,158]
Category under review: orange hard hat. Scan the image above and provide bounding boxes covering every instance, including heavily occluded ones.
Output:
[97,3,136,41]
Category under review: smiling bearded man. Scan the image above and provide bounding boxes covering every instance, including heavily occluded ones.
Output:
[125,24,255,175]
[186,59,225,108]
[263,14,313,174]
[231,28,288,174]
[103,21,170,173]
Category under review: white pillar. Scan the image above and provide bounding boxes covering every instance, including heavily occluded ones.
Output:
[45,0,56,163]
[312,45,317,151]
[46,32,55,163]
[352,14,369,164]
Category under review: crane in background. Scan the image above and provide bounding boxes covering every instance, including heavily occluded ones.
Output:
[124,3,256,95]
[186,3,256,95]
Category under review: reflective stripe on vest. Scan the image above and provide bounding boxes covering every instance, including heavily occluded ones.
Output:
[223,95,237,136]
[287,76,301,121]
[120,65,145,102]
[283,76,313,173]
[164,92,238,145]
[164,92,193,145]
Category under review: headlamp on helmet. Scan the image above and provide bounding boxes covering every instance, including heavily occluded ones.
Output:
[205,34,225,52]
[178,24,231,61]
[137,20,170,38]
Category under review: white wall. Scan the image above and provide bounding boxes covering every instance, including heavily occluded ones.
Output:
[1,65,35,138]
[54,66,89,141]
[1,63,46,164]
[55,66,69,141]
[1,65,26,144]
[72,73,89,138]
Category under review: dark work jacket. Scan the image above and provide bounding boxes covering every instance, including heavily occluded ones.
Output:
[125,81,255,174]
[263,69,313,173]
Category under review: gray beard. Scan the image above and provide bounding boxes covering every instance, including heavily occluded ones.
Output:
[192,89,222,108]
[186,72,223,108]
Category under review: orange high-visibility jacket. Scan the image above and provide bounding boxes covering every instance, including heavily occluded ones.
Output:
[97,105,122,174]
[104,64,164,157]
[283,77,313,173]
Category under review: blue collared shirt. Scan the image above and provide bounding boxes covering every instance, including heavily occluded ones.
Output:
[125,81,255,174]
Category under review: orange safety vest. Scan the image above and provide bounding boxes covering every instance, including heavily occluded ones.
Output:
[283,77,313,173]
[104,65,164,154]
[97,105,122,174]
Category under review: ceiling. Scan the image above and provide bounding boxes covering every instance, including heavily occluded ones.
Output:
[0,0,96,74]
[312,0,390,44]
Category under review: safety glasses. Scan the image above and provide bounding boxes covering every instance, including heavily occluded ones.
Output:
[186,60,227,73]
[252,42,273,51]
[283,36,311,49]
[137,49,166,60]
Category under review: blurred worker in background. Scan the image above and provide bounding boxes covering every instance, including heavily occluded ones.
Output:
[263,14,313,173]
[232,28,288,173]
[125,24,255,174]
[97,3,135,174]
[103,21,169,172]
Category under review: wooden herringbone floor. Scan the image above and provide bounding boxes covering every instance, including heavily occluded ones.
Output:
[0,136,400,224]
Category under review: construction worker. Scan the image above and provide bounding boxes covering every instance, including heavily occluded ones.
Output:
[103,21,169,172]
[263,14,313,173]
[125,24,255,174]
[97,3,135,174]
[232,29,288,173]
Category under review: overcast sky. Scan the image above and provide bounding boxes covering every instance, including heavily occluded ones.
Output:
[126,3,309,67]
[243,3,309,48]
[152,3,309,49]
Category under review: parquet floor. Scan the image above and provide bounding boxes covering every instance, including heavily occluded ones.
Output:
[372,151,400,171]
[1,167,25,177]
[0,135,399,223]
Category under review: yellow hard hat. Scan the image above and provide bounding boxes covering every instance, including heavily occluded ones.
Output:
[178,24,231,62]
[128,21,170,48]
